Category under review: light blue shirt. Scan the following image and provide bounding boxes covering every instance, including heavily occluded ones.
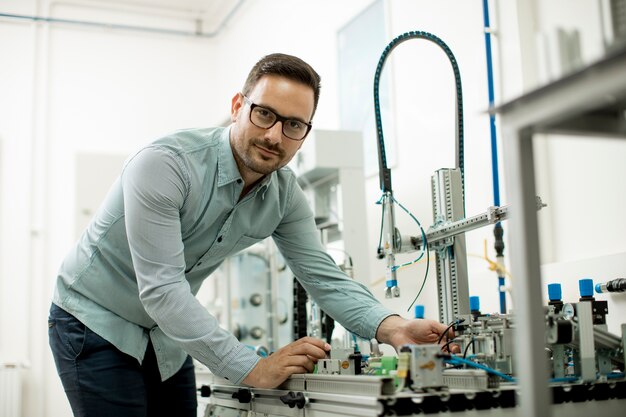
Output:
[53,126,394,383]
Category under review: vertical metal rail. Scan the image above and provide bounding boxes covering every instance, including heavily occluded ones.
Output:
[266,242,280,352]
[501,125,551,417]
[432,169,470,324]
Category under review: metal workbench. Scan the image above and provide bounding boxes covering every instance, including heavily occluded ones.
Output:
[199,373,626,417]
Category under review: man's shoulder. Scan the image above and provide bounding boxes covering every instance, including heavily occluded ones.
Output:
[150,127,225,154]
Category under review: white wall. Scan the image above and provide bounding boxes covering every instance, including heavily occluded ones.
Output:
[0,0,228,415]
[1,1,625,416]
[0,1,373,416]
[0,1,42,415]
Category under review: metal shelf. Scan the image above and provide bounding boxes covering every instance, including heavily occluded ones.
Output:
[495,46,626,417]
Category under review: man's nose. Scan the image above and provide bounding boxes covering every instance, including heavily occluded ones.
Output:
[264,121,283,145]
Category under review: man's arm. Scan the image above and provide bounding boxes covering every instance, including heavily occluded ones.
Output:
[272,177,459,351]
[122,146,260,383]
[271,181,394,341]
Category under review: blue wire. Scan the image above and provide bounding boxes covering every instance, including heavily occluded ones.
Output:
[550,373,625,383]
[375,192,430,311]
[550,377,579,383]
[244,345,268,357]
[445,356,516,382]
[385,194,432,313]
[389,194,427,271]
[351,333,360,353]
[407,245,429,313]
[375,195,385,252]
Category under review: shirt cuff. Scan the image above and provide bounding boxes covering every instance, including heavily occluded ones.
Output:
[217,343,261,385]
[362,305,398,340]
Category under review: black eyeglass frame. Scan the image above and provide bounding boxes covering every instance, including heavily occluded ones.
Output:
[242,95,312,141]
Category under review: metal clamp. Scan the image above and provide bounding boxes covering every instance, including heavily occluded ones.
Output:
[279,391,308,409]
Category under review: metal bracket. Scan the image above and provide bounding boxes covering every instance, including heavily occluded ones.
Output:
[400,196,547,253]
[279,391,308,409]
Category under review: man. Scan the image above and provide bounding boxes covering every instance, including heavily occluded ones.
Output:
[49,53,452,417]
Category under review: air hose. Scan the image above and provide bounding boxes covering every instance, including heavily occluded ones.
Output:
[373,31,465,200]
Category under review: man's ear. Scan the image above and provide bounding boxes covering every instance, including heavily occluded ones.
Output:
[231,92,244,123]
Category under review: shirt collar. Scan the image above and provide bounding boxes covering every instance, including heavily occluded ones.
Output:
[217,126,274,193]
[217,126,244,187]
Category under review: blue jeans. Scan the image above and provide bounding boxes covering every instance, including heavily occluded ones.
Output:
[48,303,197,417]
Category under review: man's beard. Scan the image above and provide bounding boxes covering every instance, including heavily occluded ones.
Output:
[238,138,286,175]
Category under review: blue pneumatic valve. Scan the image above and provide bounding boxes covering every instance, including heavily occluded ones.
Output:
[548,283,562,302]
[469,296,480,312]
[579,278,594,300]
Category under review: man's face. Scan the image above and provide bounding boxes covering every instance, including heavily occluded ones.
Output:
[230,75,314,178]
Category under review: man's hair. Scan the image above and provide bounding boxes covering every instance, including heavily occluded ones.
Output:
[242,53,321,120]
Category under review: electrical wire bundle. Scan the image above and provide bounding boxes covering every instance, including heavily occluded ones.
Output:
[375,192,430,311]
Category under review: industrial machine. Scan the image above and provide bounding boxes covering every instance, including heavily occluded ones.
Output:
[200,273,626,416]
[198,31,626,417]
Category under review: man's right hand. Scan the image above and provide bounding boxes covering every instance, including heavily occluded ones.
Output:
[242,337,331,388]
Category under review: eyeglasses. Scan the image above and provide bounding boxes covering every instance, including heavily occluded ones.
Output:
[242,95,312,141]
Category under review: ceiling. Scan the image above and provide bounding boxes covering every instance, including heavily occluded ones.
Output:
[104,0,234,15]
[93,0,243,33]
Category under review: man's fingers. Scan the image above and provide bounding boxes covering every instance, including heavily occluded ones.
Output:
[284,365,310,375]
[435,322,455,339]
[285,354,316,373]
[273,350,315,374]
[244,342,323,388]
[250,337,332,387]
[292,345,326,359]
[440,341,461,354]
[288,342,328,360]
[293,337,331,351]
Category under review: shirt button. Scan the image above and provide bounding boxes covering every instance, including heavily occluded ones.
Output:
[237,179,242,184]
[217,236,223,243]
